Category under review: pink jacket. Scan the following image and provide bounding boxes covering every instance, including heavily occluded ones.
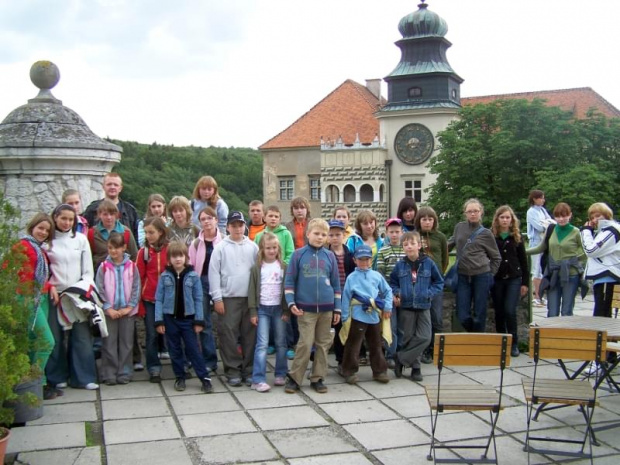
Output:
[96,256,140,317]
[189,229,223,274]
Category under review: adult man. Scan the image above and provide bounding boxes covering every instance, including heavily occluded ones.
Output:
[83,172,139,241]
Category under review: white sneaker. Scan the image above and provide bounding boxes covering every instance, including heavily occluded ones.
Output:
[159,352,170,360]
[251,382,271,392]
[133,362,144,371]
[84,383,99,390]
[56,382,68,389]
[584,362,602,376]
[533,299,545,307]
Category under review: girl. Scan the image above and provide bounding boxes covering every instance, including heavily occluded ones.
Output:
[62,189,89,235]
[414,206,449,362]
[249,232,289,392]
[136,217,170,382]
[285,196,312,250]
[168,195,199,247]
[45,204,97,390]
[188,206,223,374]
[490,206,528,357]
[333,206,354,243]
[397,197,418,233]
[526,190,554,306]
[190,176,229,234]
[95,232,140,385]
[17,213,56,399]
[346,209,384,266]
[137,194,168,247]
[527,202,584,318]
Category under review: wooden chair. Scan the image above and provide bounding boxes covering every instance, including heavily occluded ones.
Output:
[522,327,606,465]
[425,333,512,464]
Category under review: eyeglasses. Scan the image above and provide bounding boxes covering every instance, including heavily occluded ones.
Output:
[465,210,481,215]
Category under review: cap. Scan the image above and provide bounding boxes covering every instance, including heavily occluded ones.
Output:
[354,245,373,259]
[227,211,246,224]
[328,219,345,230]
[385,217,403,228]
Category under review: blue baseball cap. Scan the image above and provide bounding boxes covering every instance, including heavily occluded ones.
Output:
[354,245,373,259]
[328,219,345,230]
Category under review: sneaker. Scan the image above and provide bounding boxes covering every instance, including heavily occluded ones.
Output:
[267,346,276,355]
[228,377,242,387]
[54,388,64,397]
[511,345,520,357]
[284,375,300,393]
[533,299,545,307]
[394,355,403,379]
[149,373,162,383]
[104,379,117,386]
[310,379,328,393]
[43,385,57,400]
[159,352,170,360]
[56,382,68,389]
[359,357,369,366]
[174,377,186,391]
[286,349,295,360]
[336,364,344,376]
[542,297,548,305]
[274,376,286,386]
[84,383,99,390]
[386,358,396,370]
[421,349,433,364]
[410,368,423,382]
[252,382,271,392]
[133,362,144,371]
[116,378,130,385]
[373,372,390,384]
[345,374,358,385]
[585,362,602,376]
[243,377,252,387]
[184,366,193,379]
[201,378,213,394]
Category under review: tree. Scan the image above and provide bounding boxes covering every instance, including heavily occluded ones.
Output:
[427,99,620,234]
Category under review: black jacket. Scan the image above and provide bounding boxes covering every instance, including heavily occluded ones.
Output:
[83,198,139,242]
[494,235,529,287]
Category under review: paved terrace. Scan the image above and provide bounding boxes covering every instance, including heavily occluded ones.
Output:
[5,295,620,465]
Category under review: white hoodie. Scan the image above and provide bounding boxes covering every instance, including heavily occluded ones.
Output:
[208,236,258,301]
[46,230,94,292]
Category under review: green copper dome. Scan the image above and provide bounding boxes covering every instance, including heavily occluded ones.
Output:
[398,1,448,39]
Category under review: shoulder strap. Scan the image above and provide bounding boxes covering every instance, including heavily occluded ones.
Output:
[124,228,130,245]
[464,226,485,249]
[87,227,95,250]
[544,223,556,246]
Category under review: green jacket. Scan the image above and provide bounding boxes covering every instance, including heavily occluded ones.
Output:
[255,224,295,264]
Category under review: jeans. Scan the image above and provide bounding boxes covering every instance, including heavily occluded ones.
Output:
[252,305,288,383]
[199,276,218,371]
[593,282,615,318]
[164,315,208,380]
[547,274,579,317]
[491,277,521,346]
[143,301,162,375]
[456,272,492,332]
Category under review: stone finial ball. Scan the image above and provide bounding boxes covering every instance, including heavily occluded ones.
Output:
[30,61,60,90]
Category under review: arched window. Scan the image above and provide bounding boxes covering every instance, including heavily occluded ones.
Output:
[343,184,356,203]
[360,184,374,202]
[325,185,339,203]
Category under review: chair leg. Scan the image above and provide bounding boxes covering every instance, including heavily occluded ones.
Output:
[484,410,499,462]
[427,409,439,462]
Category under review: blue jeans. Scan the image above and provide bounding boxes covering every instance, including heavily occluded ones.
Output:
[164,315,208,380]
[491,277,521,346]
[143,301,162,375]
[199,276,218,371]
[252,305,288,383]
[546,274,579,317]
[456,272,492,332]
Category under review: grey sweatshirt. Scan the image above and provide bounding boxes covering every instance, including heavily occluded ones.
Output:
[449,221,501,276]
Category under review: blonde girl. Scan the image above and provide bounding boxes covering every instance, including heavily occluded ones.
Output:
[191,176,229,233]
[346,209,384,264]
[248,232,289,392]
[138,194,168,247]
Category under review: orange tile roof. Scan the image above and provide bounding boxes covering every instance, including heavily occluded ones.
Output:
[259,79,383,150]
[462,87,620,119]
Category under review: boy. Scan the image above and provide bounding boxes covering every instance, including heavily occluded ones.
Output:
[284,218,341,394]
[154,241,212,393]
[340,245,393,384]
[375,218,405,367]
[209,211,259,386]
[389,232,444,382]
[254,205,294,264]
[247,200,266,241]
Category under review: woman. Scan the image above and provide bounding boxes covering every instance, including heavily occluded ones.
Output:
[45,204,98,390]
[527,203,584,318]
[450,199,501,332]
[526,190,554,306]
[491,206,528,356]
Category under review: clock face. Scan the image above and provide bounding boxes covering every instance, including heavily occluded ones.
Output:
[394,123,434,165]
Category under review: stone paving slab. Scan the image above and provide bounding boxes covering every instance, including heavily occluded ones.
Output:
[266,426,357,458]
[178,410,256,437]
[303,383,373,404]
[194,432,279,464]
[101,396,170,420]
[463,365,528,387]
[344,419,428,450]
[232,388,307,409]
[169,391,241,415]
[248,405,329,430]
[99,382,163,400]
[319,399,400,424]
[7,422,85,453]
[372,444,459,464]
[472,405,564,434]
[381,394,430,419]
[413,411,497,443]
[106,439,193,465]
[288,451,375,464]
[103,417,180,445]
[28,402,97,425]
[161,375,228,396]
[357,377,425,398]
[16,446,101,465]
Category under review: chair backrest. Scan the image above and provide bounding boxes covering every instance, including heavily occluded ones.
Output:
[433,333,512,370]
[529,327,606,362]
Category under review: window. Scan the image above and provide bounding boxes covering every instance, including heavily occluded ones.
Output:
[404,180,422,203]
[360,184,374,202]
[408,87,422,98]
[310,177,321,201]
[344,184,356,203]
[279,178,294,201]
[326,185,339,203]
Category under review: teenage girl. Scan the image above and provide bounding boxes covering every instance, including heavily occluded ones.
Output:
[397,197,418,233]
[168,196,199,247]
[62,189,89,235]
[346,209,384,266]
[249,232,289,392]
[190,176,229,234]
[137,194,168,247]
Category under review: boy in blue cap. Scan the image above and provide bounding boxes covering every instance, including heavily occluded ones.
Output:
[340,245,393,384]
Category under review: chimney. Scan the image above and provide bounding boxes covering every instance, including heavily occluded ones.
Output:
[365,79,381,99]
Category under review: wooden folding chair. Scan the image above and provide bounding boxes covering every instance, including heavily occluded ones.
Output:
[523,327,606,465]
[425,333,512,464]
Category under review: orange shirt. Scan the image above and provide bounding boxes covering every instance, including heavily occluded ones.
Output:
[294,220,307,249]
[248,223,266,242]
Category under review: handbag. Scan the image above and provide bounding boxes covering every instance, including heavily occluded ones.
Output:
[444,226,485,293]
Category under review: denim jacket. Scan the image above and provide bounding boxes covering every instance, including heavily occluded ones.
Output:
[390,255,444,310]
[154,266,204,326]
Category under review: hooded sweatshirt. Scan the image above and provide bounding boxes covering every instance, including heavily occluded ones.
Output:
[208,236,258,301]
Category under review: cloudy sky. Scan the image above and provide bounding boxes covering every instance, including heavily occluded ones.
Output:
[0,0,618,149]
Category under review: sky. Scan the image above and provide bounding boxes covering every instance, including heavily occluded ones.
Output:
[0,0,619,149]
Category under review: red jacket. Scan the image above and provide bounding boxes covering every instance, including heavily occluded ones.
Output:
[15,239,50,293]
[136,244,168,316]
